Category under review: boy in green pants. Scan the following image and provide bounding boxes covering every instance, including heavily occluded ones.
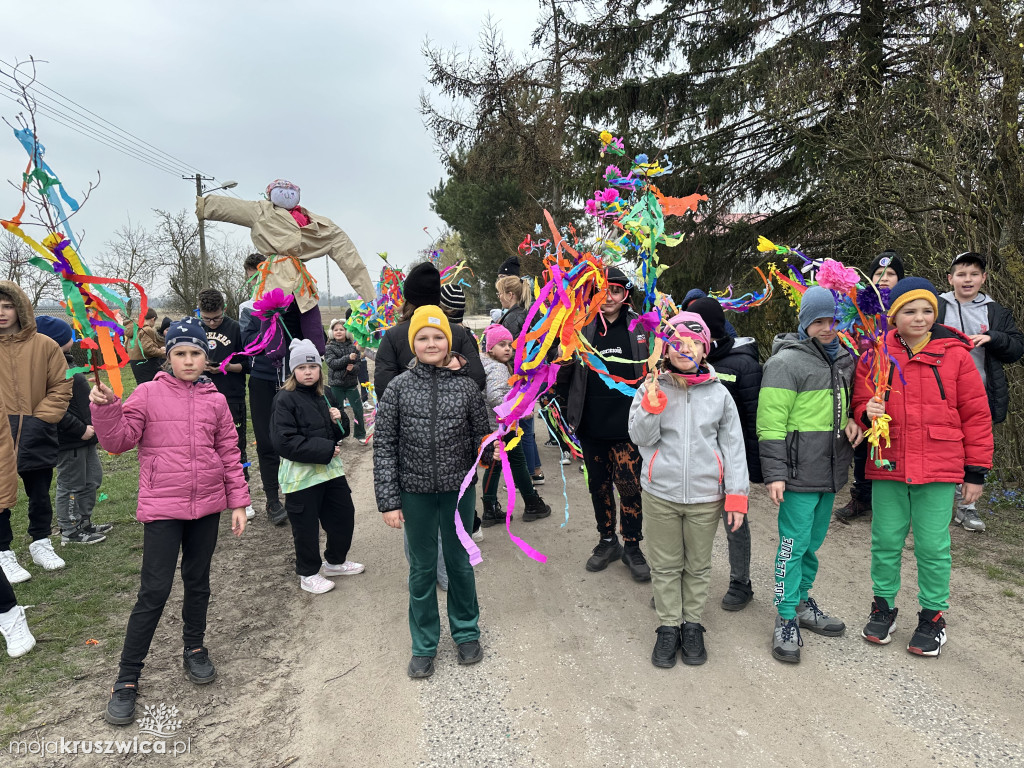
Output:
[854,278,992,656]
[758,286,863,664]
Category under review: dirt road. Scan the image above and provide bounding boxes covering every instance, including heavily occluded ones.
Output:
[9,433,1024,767]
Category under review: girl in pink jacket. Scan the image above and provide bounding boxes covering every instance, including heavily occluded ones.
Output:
[90,319,250,726]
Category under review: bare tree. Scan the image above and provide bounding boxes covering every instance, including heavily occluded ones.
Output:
[0,230,62,307]
[98,217,162,317]
[152,209,203,315]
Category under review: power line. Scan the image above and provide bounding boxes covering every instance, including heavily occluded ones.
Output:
[0,58,207,176]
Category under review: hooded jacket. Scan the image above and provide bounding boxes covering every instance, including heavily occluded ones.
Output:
[852,326,992,485]
[706,336,763,483]
[90,372,251,523]
[373,361,489,514]
[565,308,650,437]
[56,352,98,451]
[325,338,361,389]
[628,370,749,513]
[0,402,17,509]
[757,333,856,493]
[271,384,346,465]
[373,319,486,396]
[0,281,73,471]
[937,292,1023,424]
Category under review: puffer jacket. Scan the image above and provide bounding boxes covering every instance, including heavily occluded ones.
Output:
[272,385,345,464]
[628,370,749,513]
[373,361,489,513]
[91,372,251,523]
[0,401,17,509]
[482,355,512,429]
[706,336,763,483]
[498,305,528,339]
[852,326,992,485]
[0,281,72,471]
[325,338,361,389]
[757,334,856,493]
[56,352,97,451]
[937,294,1024,424]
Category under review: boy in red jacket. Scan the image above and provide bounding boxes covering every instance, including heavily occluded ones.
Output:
[853,278,992,657]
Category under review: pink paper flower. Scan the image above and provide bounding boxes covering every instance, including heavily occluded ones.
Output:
[253,287,294,319]
[600,188,619,203]
[816,259,859,293]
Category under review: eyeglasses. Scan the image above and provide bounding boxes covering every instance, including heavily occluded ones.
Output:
[606,285,627,297]
[200,313,224,323]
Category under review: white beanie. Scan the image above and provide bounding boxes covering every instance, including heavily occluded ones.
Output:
[288,337,322,371]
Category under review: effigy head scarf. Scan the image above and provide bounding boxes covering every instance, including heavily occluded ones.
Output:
[266,179,300,210]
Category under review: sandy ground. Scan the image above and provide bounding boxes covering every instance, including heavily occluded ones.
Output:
[7,426,1024,768]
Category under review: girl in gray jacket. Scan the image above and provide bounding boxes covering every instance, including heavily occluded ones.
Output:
[628,312,749,669]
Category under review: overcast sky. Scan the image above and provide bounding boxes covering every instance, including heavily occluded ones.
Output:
[1,0,538,299]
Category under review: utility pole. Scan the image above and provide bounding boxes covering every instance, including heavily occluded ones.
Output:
[185,173,214,289]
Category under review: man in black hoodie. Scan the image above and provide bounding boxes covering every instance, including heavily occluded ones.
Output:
[565,267,651,581]
[687,298,762,609]
[199,289,253,521]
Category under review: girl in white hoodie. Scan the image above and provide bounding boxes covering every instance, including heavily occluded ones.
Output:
[628,311,749,669]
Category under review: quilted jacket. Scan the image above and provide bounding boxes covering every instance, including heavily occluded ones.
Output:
[91,372,251,522]
[373,361,489,513]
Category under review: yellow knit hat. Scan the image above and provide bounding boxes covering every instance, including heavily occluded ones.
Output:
[408,305,452,351]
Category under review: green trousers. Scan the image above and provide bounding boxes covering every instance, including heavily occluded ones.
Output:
[402,489,480,656]
[643,491,723,625]
[330,385,366,440]
[871,480,954,612]
[774,491,834,619]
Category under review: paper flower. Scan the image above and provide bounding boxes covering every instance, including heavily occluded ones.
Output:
[816,259,859,293]
[856,285,890,316]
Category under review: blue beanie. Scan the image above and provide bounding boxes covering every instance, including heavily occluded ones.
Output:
[36,316,73,346]
[887,277,938,318]
[798,286,837,331]
[164,318,209,355]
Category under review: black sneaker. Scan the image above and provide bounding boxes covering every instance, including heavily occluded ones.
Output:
[907,609,947,657]
[621,542,651,582]
[861,596,898,645]
[835,496,871,524]
[83,521,114,535]
[585,537,623,572]
[721,580,754,611]
[104,681,138,725]
[651,625,680,668]
[183,646,217,684]
[522,496,551,522]
[266,499,287,526]
[408,655,435,678]
[457,640,483,665]
[481,500,503,528]
[61,528,106,546]
[680,622,707,666]
[544,437,558,447]
[531,472,545,486]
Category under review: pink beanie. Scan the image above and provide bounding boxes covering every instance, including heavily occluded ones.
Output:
[483,323,513,353]
[666,311,711,353]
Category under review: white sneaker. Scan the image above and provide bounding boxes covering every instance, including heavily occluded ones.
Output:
[559,451,571,465]
[29,538,66,571]
[0,605,36,658]
[300,573,335,594]
[471,528,484,542]
[322,560,365,577]
[0,550,31,584]
[245,505,256,521]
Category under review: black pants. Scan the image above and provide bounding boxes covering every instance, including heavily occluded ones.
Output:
[0,565,16,613]
[579,437,644,543]
[227,399,250,482]
[117,514,220,682]
[850,440,872,503]
[357,359,370,402]
[0,468,54,551]
[248,377,280,501]
[285,476,356,577]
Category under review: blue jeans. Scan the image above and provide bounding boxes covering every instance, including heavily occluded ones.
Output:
[520,413,541,475]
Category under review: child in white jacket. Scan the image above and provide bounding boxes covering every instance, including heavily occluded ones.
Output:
[628,312,749,668]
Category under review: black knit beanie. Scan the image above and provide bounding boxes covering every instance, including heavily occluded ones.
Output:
[403,262,442,307]
[687,297,727,341]
[868,250,905,282]
[497,256,521,277]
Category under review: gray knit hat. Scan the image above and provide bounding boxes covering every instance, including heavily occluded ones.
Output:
[798,286,837,331]
[288,337,322,370]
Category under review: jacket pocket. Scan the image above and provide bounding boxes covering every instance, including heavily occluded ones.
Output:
[927,425,964,443]
[785,430,799,478]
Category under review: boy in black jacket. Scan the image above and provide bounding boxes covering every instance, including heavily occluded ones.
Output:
[199,289,253,520]
[687,298,762,610]
[36,318,109,545]
[938,252,1024,531]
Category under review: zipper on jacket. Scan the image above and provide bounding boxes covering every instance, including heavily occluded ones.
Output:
[884,366,896,401]
[931,367,947,400]
[430,370,439,490]
[189,386,198,518]
[789,430,799,479]
[682,387,691,497]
